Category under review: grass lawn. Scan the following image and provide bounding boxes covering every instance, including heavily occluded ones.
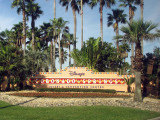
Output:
[0,100,159,120]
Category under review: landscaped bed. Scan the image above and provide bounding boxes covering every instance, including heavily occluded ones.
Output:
[9,92,130,98]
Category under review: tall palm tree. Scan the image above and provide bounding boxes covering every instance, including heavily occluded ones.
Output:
[90,0,115,44]
[52,18,69,70]
[119,0,140,71]
[120,20,158,102]
[107,9,127,53]
[26,1,43,51]
[11,0,28,55]
[59,0,79,51]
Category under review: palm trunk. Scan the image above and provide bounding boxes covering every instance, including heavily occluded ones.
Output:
[72,8,77,66]
[31,16,35,51]
[69,44,71,66]
[53,39,56,72]
[58,34,62,70]
[50,39,53,72]
[100,0,103,45]
[54,0,56,18]
[129,5,134,73]
[53,0,56,72]
[127,85,131,93]
[22,0,26,55]
[116,22,119,53]
[72,9,77,50]
[134,71,142,101]
[134,41,143,102]
[6,71,11,91]
[81,0,83,48]
[140,0,144,54]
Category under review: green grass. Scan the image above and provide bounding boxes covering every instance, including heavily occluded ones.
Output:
[0,100,159,120]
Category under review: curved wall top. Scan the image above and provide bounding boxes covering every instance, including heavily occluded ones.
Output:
[31,67,134,79]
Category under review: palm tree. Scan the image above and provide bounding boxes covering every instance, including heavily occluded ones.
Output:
[24,50,48,74]
[90,0,115,44]
[59,0,79,51]
[11,0,28,55]
[120,20,158,102]
[119,0,140,71]
[72,37,101,69]
[107,9,127,53]
[78,0,89,48]
[0,29,15,45]
[40,22,52,48]
[124,77,135,92]
[52,18,69,70]
[26,1,43,51]
[62,33,74,66]
[12,22,23,48]
[0,43,23,90]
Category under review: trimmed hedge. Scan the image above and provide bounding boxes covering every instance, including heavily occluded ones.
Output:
[35,88,116,93]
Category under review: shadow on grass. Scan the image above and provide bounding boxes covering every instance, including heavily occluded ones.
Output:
[0,97,40,109]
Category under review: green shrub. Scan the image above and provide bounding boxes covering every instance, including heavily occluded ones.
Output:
[35,88,116,93]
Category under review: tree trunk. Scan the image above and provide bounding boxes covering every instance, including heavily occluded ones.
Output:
[53,0,56,72]
[116,22,119,53]
[129,5,134,73]
[134,71,142,102]
[72,8,77,66]
[69,44,71,66]
[54,0,56,18]
[100,0,103,45]
[127,85,131,93]
[53,39,56,72]
[58,34,62,71]
[81,0,83,48]
[134,42,143,102]
[72,9,77,50]
[6,73,11,91]
[50,38,53,72]
[31,16,35,51]
[22,0,26,55]
[141,0,144,54]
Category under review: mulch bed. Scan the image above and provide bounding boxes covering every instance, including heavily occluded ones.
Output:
[9,92,131,98]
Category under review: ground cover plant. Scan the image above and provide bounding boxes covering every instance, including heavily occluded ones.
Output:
[9,92,130,98]
[35,88,116,93]
[0,100,159,120]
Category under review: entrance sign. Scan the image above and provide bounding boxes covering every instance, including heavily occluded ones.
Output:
[29,67,135,92]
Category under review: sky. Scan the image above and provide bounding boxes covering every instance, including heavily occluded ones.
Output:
[0,0,160,70]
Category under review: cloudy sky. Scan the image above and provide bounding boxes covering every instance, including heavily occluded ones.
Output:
[0,0,160,69]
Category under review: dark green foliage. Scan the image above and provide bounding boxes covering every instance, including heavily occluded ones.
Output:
[71,37,126,72]
[24,50,49,75]
[142,47,160,97]
[35,88,116,93]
